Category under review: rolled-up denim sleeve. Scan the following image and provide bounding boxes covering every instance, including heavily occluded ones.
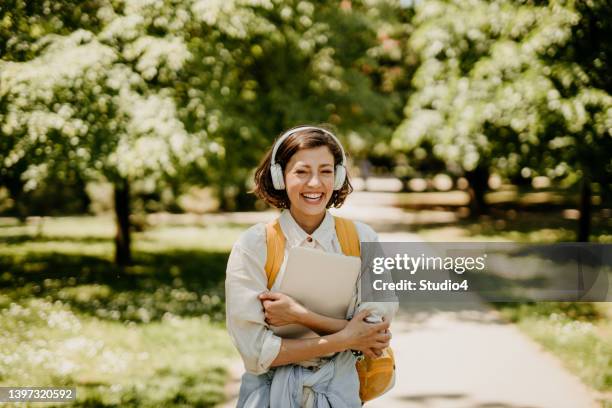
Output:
[225,237,282,375]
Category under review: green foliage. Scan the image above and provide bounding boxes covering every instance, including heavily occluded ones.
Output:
[498,301,604,323]
[0,0,413,213]
[392,0,612,191]
[176,0,412,208]
[0,2,202,188]
[0,0,106,61]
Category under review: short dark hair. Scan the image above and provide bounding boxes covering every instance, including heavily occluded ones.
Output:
[253,125,353,209]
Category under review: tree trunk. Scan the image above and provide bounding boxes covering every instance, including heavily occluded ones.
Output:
[465,165,489,216]
[114,177,132,266]
[3,175,27,222]
[217,182,230,212]
[577,177,591,242]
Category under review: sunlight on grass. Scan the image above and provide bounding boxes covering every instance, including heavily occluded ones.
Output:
[0,298,237,406]
[0,216,245,407]
[498,303,611,394]
[136,225,244,252]
[2,212,610,405]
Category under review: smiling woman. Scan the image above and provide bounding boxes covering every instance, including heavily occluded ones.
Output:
[252,126,352,219]
[282,146,336,232]
[225,125,397,407]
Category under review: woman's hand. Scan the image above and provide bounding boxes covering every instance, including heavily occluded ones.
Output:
[340,310,391,359]
[259,292,309,326]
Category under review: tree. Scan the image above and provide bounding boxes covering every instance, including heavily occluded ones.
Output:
[391,0,611,235]
[543,0,612,240]
[1,0,206,264]
[0,0,106,220]
[175,0,412,210]
[1,0,414,263]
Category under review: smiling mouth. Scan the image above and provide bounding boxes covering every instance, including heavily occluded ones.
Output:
[301,193,324,203]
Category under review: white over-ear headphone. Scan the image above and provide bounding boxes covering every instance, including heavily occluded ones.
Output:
[270,126,347,191]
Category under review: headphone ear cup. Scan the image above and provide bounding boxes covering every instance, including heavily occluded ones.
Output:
[270,163,285,190]
[334,165,346,190]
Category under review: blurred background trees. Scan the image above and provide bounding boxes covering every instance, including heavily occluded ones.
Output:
[1,0,411,264]
[392,0,611,236]
[1,0,610,265]
[175,0,412,210]
[1,3,610,405]
[1,0,207,264]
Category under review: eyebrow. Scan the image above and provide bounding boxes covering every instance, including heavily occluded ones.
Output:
[296,163,334,168]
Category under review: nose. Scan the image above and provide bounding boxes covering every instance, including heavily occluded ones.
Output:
[307,173,322,187]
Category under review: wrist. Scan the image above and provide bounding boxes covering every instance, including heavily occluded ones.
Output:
[296,308,314,327]
[331,328,351,351]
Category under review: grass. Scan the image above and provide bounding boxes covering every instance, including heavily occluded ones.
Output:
[497,302,612,400]
[414,210,612,404]
[0,216,246,407]
[1,204,610,406]
[412,209,612,243]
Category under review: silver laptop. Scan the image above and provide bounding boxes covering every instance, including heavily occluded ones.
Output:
[271,246,361,338]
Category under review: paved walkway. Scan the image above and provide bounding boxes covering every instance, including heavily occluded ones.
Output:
[365,294,598,408]
[218,191,601,408]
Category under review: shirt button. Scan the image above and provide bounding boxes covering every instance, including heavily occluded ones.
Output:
[306,236,313,243]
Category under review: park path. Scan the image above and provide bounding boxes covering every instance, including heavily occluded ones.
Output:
[218,190,600,408]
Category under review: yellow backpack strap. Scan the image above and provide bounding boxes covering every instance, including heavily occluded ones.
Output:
[264,219,286,289]
[265,216,359,288]
[334,216,361,257]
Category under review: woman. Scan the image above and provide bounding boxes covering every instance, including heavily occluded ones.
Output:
[225,125,397,407]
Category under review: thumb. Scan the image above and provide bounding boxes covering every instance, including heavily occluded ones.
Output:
[259,291,281,300]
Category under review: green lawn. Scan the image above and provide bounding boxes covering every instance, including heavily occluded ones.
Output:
[2,209,610,406]
[0,216,245,407]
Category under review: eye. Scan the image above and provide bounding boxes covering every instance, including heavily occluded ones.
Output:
[321,170,333,174]
[296,169,307,175]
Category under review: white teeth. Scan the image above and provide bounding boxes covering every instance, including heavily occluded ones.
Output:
[302,193,323,199]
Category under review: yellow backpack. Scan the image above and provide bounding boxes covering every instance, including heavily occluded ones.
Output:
[264,216,395,402]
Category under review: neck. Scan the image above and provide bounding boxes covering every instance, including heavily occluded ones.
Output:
[289,208,326,235]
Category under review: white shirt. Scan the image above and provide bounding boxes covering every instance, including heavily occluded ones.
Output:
[225,209,398,375]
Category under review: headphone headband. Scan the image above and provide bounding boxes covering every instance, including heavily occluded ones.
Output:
[270,126,346,168]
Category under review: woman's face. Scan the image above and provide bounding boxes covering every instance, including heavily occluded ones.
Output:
[284,146,336,218]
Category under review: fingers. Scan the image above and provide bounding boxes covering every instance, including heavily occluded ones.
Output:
[373,331,390,339]
[373,320,390,332]
[259,291,281,301]
[376,338,391,349]
[377,330,391,340]
[364,348,382,358]
[353,309,370,321]
[369,331,391,349]
[260,292,282,312]
[366,321,389,337]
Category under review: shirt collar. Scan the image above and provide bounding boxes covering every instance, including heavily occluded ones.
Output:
[279,209,336,251]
